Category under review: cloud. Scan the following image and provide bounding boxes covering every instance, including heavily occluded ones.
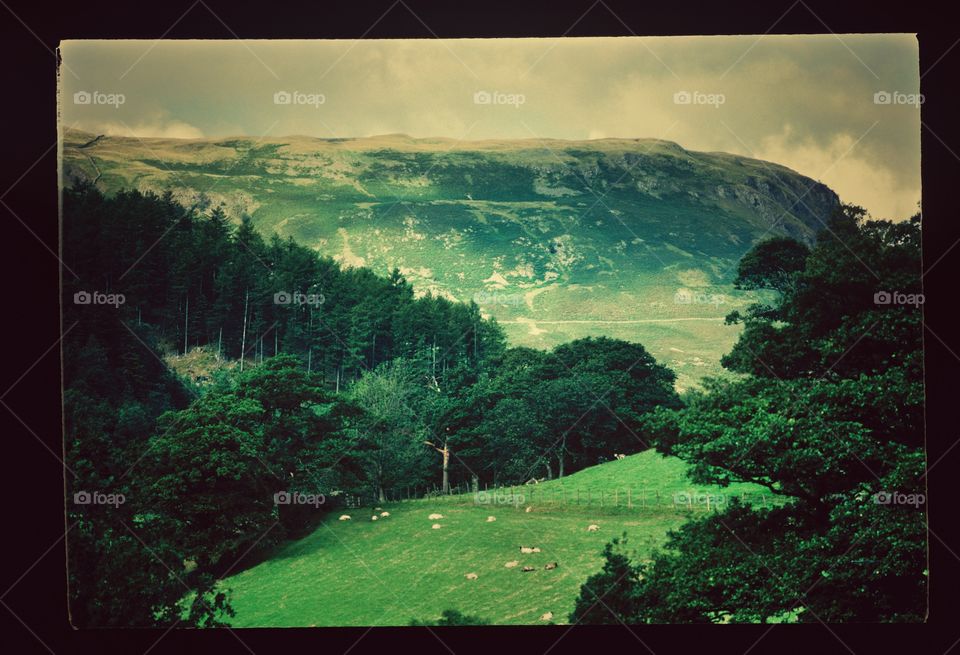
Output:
[83,115,205,139]
[754,127,919,220]
[58,36,920,218]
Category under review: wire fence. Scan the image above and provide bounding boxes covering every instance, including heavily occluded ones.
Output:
[341,482,777,513]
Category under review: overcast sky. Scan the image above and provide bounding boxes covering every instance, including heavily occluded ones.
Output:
[59,35,921,219]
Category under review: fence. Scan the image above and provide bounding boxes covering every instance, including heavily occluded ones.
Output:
[342,482,775,513]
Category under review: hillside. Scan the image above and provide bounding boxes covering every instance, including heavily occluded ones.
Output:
[61,128,839,388]
[219,450,780,626]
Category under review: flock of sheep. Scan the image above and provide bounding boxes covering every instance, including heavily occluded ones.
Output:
[335,506,602,623]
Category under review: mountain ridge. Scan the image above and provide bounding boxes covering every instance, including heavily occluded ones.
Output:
[60,127,840,388]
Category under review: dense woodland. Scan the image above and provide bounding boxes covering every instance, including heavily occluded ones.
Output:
[63,185,680,626]
[63,185,925,625]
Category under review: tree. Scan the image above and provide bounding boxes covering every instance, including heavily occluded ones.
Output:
[570,536,643,624]
[349,358,432,500]
[576,206,925,623]
[409,609,490,626]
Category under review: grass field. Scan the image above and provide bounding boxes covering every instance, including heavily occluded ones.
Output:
[220,450,778,626]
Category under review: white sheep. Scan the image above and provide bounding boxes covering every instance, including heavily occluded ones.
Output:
[525,506,533,513]
[520,546,535,554]
[465,573,478,580]
[531,547,541,553]
[428,513,444,520]
[540,611,554,621]
[338,515,351,521]
[432,523,442,529]
[486,516,496,522]
[380,511,390,517]
[587,524,600,532]
[504,560,519,568]
[371,515,379,521]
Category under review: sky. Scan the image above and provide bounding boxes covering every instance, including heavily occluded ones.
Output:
[59,35,921,220]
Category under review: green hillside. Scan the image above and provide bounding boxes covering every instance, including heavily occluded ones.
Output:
[220,450,779,626]
[60,128,837,390]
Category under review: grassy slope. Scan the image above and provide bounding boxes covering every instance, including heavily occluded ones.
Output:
[222,450,776,626]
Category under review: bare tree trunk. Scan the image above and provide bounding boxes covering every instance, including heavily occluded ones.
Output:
[239,289,249,372]
[442,442,450,494]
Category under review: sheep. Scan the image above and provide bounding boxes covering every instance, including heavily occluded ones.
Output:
[486,516,496,522]
[614,453,626,461]
[380,511,390,517]
[540,611,554,621]
[531,547,541,553]
[338,515,351,521]
[587,524,600,532]
[432,523,442,529]
[522,566,536,572]
[544,562,558,570]
[504,560,519,568]
[525,506,533,513]
[428,513,444,520]
[465,573,478,580]
[374,507,382,511]
[371,515,379,521]
[520,546,535,554]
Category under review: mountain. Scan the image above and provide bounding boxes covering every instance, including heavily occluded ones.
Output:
[60,128,839,388]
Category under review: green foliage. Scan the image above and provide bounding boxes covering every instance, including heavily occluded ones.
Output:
[734,236,810,293]
[569,536,642,624]
[453,337,680,483]
[410,609,491,626]
[578,205,926,623]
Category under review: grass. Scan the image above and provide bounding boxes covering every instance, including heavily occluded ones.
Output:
[219,450,778,626]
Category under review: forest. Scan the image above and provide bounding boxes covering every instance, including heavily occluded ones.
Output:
[62,184,925,626]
